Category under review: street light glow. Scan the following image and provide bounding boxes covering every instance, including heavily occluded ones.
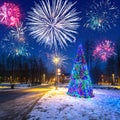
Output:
[53,56,60,65]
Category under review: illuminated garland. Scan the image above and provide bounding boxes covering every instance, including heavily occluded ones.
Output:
[67,44,94,98]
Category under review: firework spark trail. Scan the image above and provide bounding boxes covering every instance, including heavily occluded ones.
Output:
[27,0,80,50]
[93,40,115,61]
[84,0,119,31]
[0,2,21,27]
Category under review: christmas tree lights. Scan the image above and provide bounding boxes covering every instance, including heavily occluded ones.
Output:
[67,44,94,98]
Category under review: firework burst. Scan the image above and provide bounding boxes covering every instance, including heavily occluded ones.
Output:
[10,23,26,42]
[93,40,115,61]
[27,0,80,50]
[0,2,21,27]
[84,0,119,31]
[0,33,32,57]
[11,45,30,57]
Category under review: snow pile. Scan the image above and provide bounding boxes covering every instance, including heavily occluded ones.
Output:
[27,88,120,120]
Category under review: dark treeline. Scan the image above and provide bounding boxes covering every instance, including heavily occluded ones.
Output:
[84,39,120,84]
[0,55,47,84]
[1,38,120,85]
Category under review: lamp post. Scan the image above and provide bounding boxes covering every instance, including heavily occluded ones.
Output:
[42,74,46,83]
[53,56,60,89]
[112,73,115,85]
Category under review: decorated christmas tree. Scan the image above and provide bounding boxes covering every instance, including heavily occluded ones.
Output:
[67,44,94,98]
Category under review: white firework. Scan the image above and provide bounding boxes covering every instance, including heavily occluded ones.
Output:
[10,23,26,42]
[27,0,80,50]
[84,0,119,31]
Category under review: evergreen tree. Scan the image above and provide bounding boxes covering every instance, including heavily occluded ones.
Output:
[67,44,94,98]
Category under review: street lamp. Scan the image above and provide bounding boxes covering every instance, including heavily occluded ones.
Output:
[53,56,60,89]
[42,74,46,83]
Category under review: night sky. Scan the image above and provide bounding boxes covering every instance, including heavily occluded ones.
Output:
[0,0,120,73]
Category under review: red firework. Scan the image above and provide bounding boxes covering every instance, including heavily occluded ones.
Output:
[0,2,21,27]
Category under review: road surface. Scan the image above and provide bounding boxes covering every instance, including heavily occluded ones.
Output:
[0,85,53,120]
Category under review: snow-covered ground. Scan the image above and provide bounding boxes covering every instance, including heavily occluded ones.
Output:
[27,87,120,120]
[0,83,30,91]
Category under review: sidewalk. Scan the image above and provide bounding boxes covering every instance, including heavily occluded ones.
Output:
[0,83,50,92]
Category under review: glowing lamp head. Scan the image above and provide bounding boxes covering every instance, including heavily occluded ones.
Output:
[53,56,60,65]
[57,68,61,75]
[57,68,61,73]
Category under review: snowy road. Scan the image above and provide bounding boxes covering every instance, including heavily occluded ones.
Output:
[0,86,53,120]
[28,88,120,120]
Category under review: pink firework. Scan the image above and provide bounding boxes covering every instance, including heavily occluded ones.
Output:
[0,2,21,27]
[93,40,115,61]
